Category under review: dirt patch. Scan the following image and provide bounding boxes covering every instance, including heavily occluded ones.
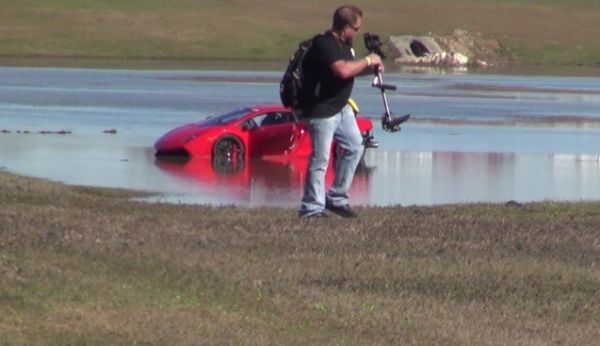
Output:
[390,29,519,67]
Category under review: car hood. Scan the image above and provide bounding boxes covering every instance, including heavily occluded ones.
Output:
[154,123,214,154]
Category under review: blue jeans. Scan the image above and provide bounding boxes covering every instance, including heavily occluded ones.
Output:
[299,105,364,216]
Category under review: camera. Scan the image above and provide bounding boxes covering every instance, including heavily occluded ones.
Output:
[363,33,385,59]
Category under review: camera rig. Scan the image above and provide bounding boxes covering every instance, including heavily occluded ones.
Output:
[364,33,410,132]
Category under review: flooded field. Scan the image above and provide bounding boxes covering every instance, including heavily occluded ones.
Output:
[1,66,599,206]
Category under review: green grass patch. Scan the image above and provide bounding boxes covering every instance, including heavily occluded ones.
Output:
[469,0,600,8]
[1,0,599,65]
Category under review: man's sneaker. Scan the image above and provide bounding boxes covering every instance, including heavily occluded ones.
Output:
[325,201,358,218]
[299,211,329,219]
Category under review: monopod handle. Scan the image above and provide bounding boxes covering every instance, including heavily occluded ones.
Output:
[373,83,397,91]
[372,72,397,91]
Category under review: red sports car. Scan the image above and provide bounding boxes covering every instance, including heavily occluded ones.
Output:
[154,104,377,160]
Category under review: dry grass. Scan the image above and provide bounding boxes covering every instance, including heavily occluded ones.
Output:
[0,0,599,65]
[1,170,600,345]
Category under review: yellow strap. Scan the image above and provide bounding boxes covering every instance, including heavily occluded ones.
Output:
[347,98,360,114]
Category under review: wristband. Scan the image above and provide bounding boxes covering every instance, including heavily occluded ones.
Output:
[365,56,372,67]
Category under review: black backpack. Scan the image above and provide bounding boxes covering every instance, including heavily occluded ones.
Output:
[279,35,320,109]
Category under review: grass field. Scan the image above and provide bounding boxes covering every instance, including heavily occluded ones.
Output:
[1,170,600,344]
[1,0,600,66]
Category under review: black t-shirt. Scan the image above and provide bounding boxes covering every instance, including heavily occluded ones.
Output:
[301,32,355,118]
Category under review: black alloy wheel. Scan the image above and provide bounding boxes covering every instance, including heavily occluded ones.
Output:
[213,136,244,163]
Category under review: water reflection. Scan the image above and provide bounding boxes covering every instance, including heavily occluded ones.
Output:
[365,150,600,205]
[153,156,375,206]
[150,150,600,206]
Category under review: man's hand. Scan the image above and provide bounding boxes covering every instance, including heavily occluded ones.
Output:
[367,53,384,74]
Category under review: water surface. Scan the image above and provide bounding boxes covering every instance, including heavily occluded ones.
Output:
[1,66,600,206]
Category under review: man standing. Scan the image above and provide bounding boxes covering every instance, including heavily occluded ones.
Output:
[298,5,383,218]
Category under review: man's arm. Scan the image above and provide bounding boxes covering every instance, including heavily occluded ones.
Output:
[330,53,383,79]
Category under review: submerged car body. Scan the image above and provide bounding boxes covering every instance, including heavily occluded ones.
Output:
[154,104,377,159]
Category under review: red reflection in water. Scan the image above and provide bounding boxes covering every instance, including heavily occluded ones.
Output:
[154,155,374,205]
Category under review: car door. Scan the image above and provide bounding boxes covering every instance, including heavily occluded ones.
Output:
[248,111,300,156]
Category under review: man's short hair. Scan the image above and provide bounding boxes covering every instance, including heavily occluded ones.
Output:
[332,5,363,31]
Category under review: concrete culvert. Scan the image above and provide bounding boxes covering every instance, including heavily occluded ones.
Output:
[390,36,443,57]
[390,29,517,67]
[410,39,430,57]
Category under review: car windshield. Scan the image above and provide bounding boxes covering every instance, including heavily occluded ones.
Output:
[197,108,250,126]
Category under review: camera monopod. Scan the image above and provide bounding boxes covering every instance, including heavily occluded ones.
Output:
[364,33,410,132]
[372,71,409,132]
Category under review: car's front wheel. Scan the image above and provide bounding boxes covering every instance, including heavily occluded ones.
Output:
[213,136,244,162]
